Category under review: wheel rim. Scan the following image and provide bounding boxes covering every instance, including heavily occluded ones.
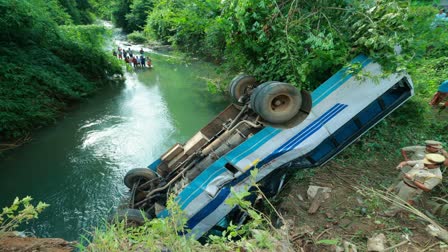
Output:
[251,82,302,124]
[270,94,294,113]
[229,75,257,104]
[250,81,278,112]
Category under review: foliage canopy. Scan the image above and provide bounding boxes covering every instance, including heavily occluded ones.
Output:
[0,0,122,141]
[125,0,410,90]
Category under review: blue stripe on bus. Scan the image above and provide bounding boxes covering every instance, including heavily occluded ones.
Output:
[186,104,347,231]
[186,187,231,231]
[264,104,347,162]
[227,127,280,163]
[275,104,346,153]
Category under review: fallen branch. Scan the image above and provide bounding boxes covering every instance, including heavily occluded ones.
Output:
[356,186,448,246]
[426,224,448,244]
[382,239,409,251]
[0,134,31,151]
[420,242,440,252]
[314,228,332,241]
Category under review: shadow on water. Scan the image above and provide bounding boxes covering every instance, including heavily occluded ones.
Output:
[0,51,228,240]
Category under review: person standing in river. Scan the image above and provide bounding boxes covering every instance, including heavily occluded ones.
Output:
[146,56,152,68]
[141,55,146,68]
[118,48,122,59]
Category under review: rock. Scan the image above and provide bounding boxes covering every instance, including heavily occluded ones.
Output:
[343,240,357,252]
[308,188,326,214]
[360,207,367,216]
[280,218,295,232]
[356,197,364,205]
[334,245,345,252]
[295,225,314,236]
[367,233,386,251]
[307,185,332,200]
[0,234,76,252]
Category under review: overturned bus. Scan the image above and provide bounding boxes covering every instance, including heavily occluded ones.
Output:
[119,55,414,238]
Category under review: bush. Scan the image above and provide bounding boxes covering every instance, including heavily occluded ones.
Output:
[127,31,147,44]
[0,196,49,233]
[0,0,123,141]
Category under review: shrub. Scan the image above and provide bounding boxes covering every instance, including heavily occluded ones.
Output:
[0,196,49,234]
[127,31,147,44]
[0,0,123,141]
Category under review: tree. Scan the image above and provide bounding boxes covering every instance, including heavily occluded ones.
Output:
[126,0,154,31]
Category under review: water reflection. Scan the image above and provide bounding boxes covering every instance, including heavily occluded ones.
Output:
[79,72,175,168]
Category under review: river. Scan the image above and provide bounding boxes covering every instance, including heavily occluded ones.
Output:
[0,46,228,240]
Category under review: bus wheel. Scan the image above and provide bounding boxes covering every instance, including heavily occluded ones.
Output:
[124,168,158,190]
[229,74,257,105]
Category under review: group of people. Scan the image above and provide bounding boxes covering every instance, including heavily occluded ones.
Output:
[383,140,447,216]
[113,47,152,69]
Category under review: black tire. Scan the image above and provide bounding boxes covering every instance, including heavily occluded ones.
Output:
[229,74,257,105]
[115,208,149,226]
[251,82,302,124]
[124,168,157,190]
[249,81,278,112]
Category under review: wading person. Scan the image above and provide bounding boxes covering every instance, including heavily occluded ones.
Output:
[118,48,123,59]
[383,153,444,217]
[141,55,145,68]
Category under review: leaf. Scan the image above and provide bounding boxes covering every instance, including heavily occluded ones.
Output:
[316,239,339,245]
[441,204,448,216]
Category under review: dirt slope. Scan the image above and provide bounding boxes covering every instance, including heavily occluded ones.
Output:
[277,160,447,251]
[0,233,75,252]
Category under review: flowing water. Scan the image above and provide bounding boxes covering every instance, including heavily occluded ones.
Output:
[0,50,228,240]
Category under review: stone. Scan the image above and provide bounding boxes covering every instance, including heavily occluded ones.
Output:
[367,233,386,251]
[307,185,332,200]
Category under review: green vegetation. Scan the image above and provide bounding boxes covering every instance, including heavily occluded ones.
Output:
[118,0,410,90]
[127,31,147,44]
[0,0,122,142]
[80,171,294,251]
[111,0,154,33]
[340,2,448,163]
[0,197,49,234]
